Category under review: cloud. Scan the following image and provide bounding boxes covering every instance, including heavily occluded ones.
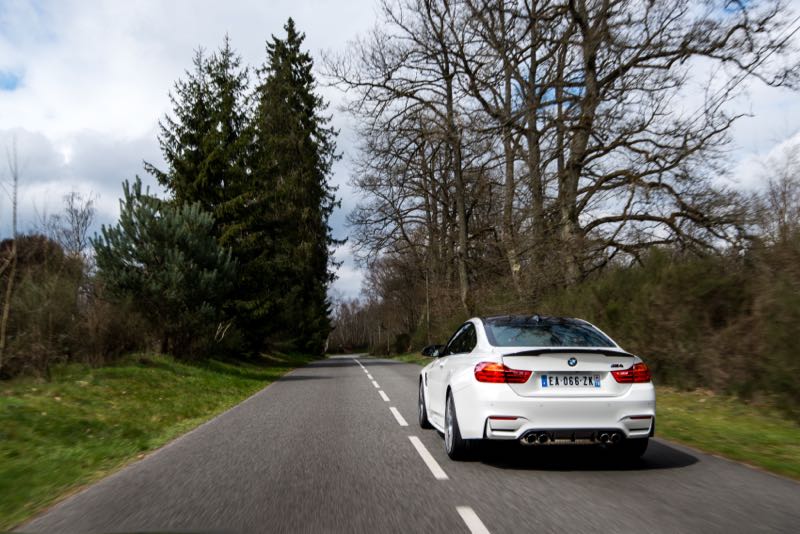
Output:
[730,130,800,191]
[330,242,363,300]
[0,128,165,235]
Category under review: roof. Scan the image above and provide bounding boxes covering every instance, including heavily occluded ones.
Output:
[480,314,586,326]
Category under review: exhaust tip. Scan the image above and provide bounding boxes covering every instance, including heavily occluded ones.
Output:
[521,432,548,445]
[610,432,621,444]
[598,433,610,444]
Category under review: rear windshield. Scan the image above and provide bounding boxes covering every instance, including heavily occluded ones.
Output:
[483,319,615,348]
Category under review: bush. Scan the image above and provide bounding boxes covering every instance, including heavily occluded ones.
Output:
[0,235,152,378]
[92,178,236,358]
[0,235,83,377]
[537,242,800,420]
[78,295,150,366]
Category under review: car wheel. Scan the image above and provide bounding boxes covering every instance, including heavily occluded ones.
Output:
[444,393,469,460]
[615,437,649,460]
[418,380,433,429]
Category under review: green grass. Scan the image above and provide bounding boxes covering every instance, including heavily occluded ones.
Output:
[389,353,433,366]
[656,387,800,479]
[388,353,800,479]
[0,352,314,531]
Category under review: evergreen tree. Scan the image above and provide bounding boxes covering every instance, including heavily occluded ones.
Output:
[145,36,250,236]
[231,18,339,354]
[92,178,236,356]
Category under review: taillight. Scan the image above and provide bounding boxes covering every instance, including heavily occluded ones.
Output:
[611,362,651,383]
[474,362,532,384]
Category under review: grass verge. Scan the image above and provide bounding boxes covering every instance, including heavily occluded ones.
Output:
[655,387,800,479]
[0,352,314,530]
[387,353,800,480]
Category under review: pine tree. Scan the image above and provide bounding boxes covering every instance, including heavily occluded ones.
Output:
[92,178,236,356]
[145,36,250,236]
[233,18,339,354]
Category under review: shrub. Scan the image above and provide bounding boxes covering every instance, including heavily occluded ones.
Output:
[92,178,236,358]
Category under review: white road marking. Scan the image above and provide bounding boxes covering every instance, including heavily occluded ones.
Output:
[389,406,408,426]
[353,359,365,369]
[408,436,448,480]
[366,373,373,379]
[363,369,369,374]
[456,507,490,534]
[378,390,390,402]
[372,380,380,388]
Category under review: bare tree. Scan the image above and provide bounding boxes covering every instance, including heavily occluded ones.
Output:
[51,191,97,258]
[326,0,481,314]
[42,191,97,273]
[757,140,800,243]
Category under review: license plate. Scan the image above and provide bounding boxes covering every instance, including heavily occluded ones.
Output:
[541,374,601,388]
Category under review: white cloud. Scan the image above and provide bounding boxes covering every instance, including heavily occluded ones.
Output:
[730,130,800,191]
[330,242,364,300]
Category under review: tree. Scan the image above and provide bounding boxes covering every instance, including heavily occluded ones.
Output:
[231,18,339,354]
[757,141,800,244]
[326,1,478,314]
[145,36,251,237]
[43,190,96,270]
[331,0,799,290]
[92,178,235,356]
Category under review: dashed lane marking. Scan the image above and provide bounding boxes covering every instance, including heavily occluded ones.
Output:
[389,407,408,426]
[408,436,448,480]
[456,507,490,534]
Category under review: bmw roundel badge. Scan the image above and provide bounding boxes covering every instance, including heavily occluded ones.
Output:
[568,357,578,367]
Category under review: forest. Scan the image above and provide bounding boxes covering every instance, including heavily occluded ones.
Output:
[324,0,800,415]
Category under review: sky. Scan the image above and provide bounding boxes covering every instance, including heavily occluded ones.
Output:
[1,0,799,300]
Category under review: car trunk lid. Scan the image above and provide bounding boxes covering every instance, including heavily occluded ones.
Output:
[500,348,635,397]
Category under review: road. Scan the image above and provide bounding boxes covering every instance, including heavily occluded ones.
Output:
[21,355,800,533]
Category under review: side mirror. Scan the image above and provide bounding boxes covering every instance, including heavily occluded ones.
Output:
[421,344,445,357]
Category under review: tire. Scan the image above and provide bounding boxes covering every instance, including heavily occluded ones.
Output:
[418,380,433,429]
[444,392,470,460]
[615,437,649,460]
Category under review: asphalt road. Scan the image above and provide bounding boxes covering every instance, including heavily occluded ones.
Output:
[21,355,800,533]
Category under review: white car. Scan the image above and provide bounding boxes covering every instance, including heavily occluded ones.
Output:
[418,315,656,460]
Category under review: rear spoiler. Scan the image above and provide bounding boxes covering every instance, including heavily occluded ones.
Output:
[503,348,635,357]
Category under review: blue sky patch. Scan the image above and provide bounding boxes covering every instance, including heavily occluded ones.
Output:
[0,70,23,91]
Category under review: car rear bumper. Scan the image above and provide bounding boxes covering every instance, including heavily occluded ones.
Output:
[452,382,656,440]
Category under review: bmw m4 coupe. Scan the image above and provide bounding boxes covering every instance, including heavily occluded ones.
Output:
[418,315,656,460]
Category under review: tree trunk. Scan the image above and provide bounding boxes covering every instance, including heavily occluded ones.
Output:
[444,52,472,316]
[525,9,546,292]
[499,5,523,301]
[559,0,602,285]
